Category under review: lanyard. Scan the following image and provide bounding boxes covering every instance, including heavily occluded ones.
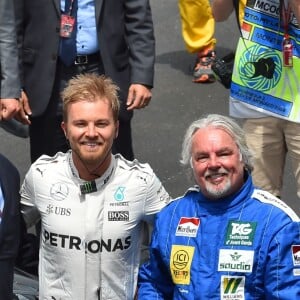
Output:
[281,0,293,67]
[65,0,75,16]
[281,0,291,38]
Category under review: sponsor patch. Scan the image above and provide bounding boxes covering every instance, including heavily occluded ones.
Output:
[170,245,194,285]
[114,186,125,201]
[46,204,71,216]
[50,183,69,201]
[225,221,257,246]
[293,268,300,276]
[218,249,254,273]
[221,276,245,300]
[292,245,300,266]
[108,211,129,221]
[176,217,200,237]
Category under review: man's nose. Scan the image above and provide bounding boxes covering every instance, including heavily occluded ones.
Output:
[207,155,221,168]
[86,124,97,136]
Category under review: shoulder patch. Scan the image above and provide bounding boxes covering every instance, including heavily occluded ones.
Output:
[176,185,200,200]
[34,151,67,165]
[252,189,299,222]
[115,154,153,174]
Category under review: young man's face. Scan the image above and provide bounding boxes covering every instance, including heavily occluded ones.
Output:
[190,126,245,200]
[62,98,118,170]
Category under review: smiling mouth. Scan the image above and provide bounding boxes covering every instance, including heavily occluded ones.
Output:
[81,142,101,149]
[205,172,229,185]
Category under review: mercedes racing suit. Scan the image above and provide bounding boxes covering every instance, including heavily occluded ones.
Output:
[20,151,170,300]
[138,174,300,299]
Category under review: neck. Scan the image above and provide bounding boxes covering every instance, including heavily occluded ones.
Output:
[72,152,112,181]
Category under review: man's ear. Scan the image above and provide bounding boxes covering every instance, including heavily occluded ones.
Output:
[61,121,68,139]
[115,121,119,139]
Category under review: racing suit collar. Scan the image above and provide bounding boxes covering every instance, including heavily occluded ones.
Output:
[67,151,116,193]
[191,172,254,212]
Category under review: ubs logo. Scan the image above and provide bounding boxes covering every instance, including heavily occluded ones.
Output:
[46,204,71,216]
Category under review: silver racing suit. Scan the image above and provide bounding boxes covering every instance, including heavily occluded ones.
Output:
[20,151,170,300]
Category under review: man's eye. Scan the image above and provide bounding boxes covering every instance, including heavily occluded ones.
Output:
[96,122,108,128]
[195,156,207,162]
[75,122,86,127]
[219,152,231,157]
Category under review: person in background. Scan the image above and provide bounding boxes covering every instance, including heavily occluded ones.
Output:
[178,0,217,83]
[212,0,300,200]
[0,0,21,121]
[0,154,21,300]
[0,0,30,137]
[20,73,170,299]
[138,114,300,299]
[14,0,155,163]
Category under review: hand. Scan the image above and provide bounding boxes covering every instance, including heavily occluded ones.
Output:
[14,91,32,125]
[0,98,20,120]
[126,84,152,110]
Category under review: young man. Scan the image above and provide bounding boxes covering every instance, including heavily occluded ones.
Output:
[138,114,300,298]
[20,74,170,299]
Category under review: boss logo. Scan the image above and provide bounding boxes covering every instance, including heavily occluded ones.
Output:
[108,211,129,221]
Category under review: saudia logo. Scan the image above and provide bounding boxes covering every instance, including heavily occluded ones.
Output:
[218,249,254,273]
[219,262,251,271]
[43,229,131,253]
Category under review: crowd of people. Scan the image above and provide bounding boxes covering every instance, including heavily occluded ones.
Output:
[1,0,300,299]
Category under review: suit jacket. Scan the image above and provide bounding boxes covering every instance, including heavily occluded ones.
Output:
[0,0,21,99]
[0,154,21,300]
[14,0,155,119]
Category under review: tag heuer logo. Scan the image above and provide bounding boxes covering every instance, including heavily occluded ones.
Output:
[225,221,257,246]
[108,211,129,221]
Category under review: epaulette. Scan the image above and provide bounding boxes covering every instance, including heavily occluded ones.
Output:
[171,185,200,201]
[115,153,153,174]
[252,189,299,222]
[33,151,67,167]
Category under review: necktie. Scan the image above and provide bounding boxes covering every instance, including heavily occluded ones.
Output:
[59,0,77,66]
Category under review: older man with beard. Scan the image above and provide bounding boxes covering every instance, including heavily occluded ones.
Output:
[138,114,300,299]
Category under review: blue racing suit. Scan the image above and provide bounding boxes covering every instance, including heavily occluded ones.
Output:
[138,174,300,299]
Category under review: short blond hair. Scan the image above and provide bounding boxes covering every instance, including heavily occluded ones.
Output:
[61,73,120,122]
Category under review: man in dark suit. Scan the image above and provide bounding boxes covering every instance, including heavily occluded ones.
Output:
[0,154,21,300]
[14,0,155,162]
[0,0,21,120]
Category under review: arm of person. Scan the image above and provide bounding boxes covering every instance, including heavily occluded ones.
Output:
[264,220,300,297]
[14,90,32,125]
[20,168,40,229]
[0,0,21,101]
[138,224,174,299]
[290,0,300,24]
[211,0,235,22]
[126,83,152,110]
[0,98,20,120]
[142,169,170,224]
[124,0,155,110]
